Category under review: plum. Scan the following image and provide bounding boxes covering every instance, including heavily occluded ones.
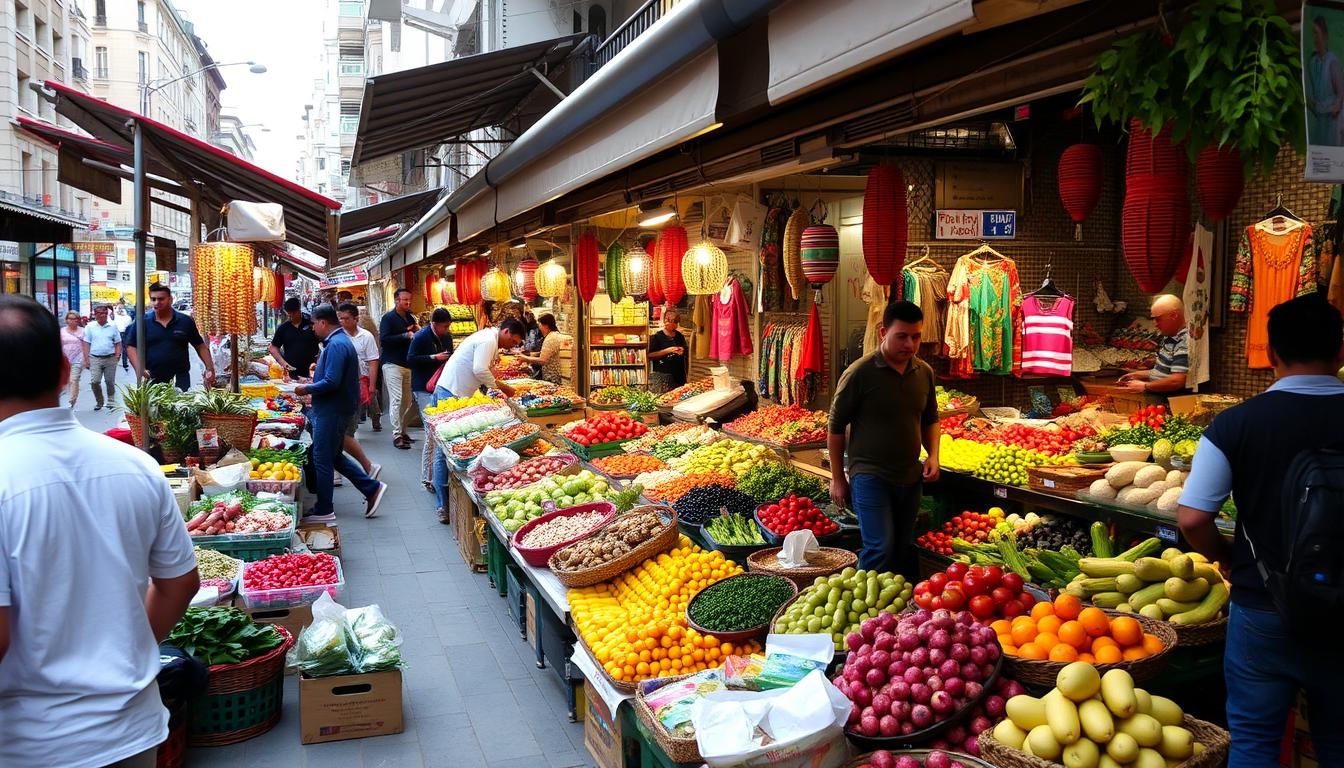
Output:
[1000,679,1026,698]
[860,643,874,657]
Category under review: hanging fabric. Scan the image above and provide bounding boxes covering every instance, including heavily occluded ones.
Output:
[1020,294,1075,377]
[860,276,888,355]
[1231,216,1319,368]
[795,304,825,405]
[945,244,1022,378]
[1182,224,1214,391]
[900,255,948,353]
[710,277,753,361]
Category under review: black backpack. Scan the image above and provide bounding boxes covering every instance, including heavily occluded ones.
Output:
[1251,445,1344,636]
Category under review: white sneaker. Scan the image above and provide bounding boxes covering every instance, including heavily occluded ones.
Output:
[368,462,382,480]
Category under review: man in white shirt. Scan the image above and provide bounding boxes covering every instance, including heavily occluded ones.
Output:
[114,303,133,371]
[435,319,525,400]
[337,302,381,480]
[82,303,122,410]
[0,295,199,768]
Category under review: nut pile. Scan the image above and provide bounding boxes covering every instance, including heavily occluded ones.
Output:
[553,510,665,571]
[449,422,540,459]
[518,510,608,549]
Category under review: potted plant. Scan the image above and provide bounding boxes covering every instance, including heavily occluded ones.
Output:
[158,393,202,463]
[192,389,258,452]
[117,381,177,447]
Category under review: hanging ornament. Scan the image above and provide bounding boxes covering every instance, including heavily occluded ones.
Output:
[655,225,688,306]
[514,256,539,301]
[800,223,839,302]
[536,259,568,298]
[1195,144,1244,221]
[575,230,600,303]
[646,234,665,306]
[455,257,482,304]
[619,243,651,298]
[191,242,256,335]
[605,242,627,302]
[682,240,727,295]
[782,205,808,301]
[862,164,908,287]
[272,268,284,309]
[480,266,512,303]
[1122,120,1189,292]
[1058,143,1104,240]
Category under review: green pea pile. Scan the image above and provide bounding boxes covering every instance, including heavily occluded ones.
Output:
[688,575,796,632]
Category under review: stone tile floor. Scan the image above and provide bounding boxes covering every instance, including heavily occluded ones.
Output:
[76,391,594,768]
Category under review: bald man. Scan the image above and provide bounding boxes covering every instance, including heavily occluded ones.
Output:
[1118,294,1188,394]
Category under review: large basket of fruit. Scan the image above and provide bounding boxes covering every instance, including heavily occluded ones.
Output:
[999,601,1177,687]
[548,506,679,588]
[511,501,617,567]
[846,749,997,768]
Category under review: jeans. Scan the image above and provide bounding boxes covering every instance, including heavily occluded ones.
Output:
[88,354,118,405]
[150,369,191,390]
[311,409,380,516]
[415,391,447,511]
[383,363,412,436]
[849,473,922,575]
[1225,603,1344,767]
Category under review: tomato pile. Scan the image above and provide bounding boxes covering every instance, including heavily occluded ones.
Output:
[724,405,828,445]
[756,493,840,537]
[995,423,1095,456]
[473,454,574,492]
[916,510,1004,555]
[1129,404,1168,429]
[243,552,340,591]
[559,411,649,447]
[912,562,1036,619]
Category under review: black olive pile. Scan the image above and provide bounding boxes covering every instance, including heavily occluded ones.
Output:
[1017,516,1092,554]
[673,484,758,526]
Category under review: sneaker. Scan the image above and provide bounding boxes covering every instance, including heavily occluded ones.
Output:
[365,481,388,518]
[422,480,435,493]
[303,511,337,523]
[371,417,382,432]
[93,404,103,411]
[334,475,344,487]
[368,462,382,480]
[437,507,451,525]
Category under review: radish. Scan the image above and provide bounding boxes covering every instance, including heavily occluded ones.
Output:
[878,714,899,736]
[942,676,965,698]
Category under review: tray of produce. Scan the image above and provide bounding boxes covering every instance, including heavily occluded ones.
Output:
[548,505,680,587]
[685,573,797,642]
[484,469,624,534]
[186,492,296,541]
[911,562,1041,621]
[643,472,736,504]
[239,552,344,610]
[590,453,668,479]
[1073,451,1114,464]
[673,483,758,530]
[978,661,1229,768]
[846,748,997,768]
[512,501,618,567]
[746,546,858,588]
[699,511,770,555]
[667,438,781,478]
[473,453,580,493]
[1066,547,1229,646]
[448,421,541,462]
[557,411,650,459]
[772,568,914,651]
[656,377,714,408]
[1025,465,1109,496]
[247,446,307,468]
[619,422,703,453]
[649,438,698,463]
[194,547,244,604]
[754,494,843,544]
[722,404,829,448]
[735,461,827,504]
[936,385,979,417]
[1082,460,1190,516]
[589,385,660,413]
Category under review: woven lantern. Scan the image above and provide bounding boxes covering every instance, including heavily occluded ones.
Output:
[536,259,568,298]
[862,164,908,287]
[619,243,651,298]
[655,225,688,306]
[514,256,539,301]
[191,242,256,335]
[1058,143,1104,240]
[782,206,808,300]
[575,231,600,303]
[481,266,512,303]
[682,240,727,295]
[605,242,627,302]
[800,223,839,301]
[455,257,483,305]
[1123,121,1189,292]
[1195,144,1243,221]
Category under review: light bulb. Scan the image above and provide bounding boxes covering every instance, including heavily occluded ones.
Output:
[630,257,645,274]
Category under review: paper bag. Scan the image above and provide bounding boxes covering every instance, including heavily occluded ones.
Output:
[705,195,735,246]
[726,194,767,250]
[692,669,851,768]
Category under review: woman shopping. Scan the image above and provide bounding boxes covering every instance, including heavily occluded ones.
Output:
[517,313,572,384]
[648,309,688,393]
[60,311,85,408]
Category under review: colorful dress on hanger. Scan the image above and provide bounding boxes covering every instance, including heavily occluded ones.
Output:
[1020,295,1075,377]
[1231,223,1320,369]
[946,255,1021,377]
[711,277,754,361]
[902,264,948,353]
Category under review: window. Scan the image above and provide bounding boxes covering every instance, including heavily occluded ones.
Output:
[338,58,363,77]
[137,1,146,31]
[338,0,362,16]
[317,157,326,170]
[340,159,351,176]
[339,115,359,134]
[138,52,147,85]
[95,46,108,78]
[95,0,106,24]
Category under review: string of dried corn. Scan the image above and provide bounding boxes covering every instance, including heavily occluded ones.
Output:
[782,204,808,301]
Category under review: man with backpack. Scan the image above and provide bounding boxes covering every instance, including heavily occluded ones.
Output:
[1178,294,1344,768]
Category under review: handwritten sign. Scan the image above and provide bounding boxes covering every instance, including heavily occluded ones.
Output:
[935,210,1017,240]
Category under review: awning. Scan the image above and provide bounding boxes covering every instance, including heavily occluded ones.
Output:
[0,196,87,242]
[38,81,341,258]
[351,34,586,166]
[264,244,327,281]
[338,189,442,238]
[15,117,197,206]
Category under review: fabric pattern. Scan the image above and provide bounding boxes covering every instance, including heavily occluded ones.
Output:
[1232,223,1320,368]
[1020,295,1074,377]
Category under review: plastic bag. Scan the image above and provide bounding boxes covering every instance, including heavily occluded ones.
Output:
[292,592,357,677]
[346,604,403,672]
[692,670,851,768]
[470,444,519,475]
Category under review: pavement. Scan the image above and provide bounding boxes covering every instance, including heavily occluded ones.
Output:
[72,368,595,768]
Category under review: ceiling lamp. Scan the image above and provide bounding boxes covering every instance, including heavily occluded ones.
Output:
[1058,143,1104,240]
[682,240,727,295]
[1195,144,1243,221]
[574,230,600,303]
[800,222,840,302]
[619,243,651,298]
[536,259,568,298]
[1122,119,1188,292]
[514,256,539,301]
[480,266,512,303]
[637,202,677,228]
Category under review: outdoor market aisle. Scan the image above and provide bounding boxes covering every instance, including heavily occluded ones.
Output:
[73,407,594,768]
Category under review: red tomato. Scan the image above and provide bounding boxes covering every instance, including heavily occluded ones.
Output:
[1000,572,1025,593]
[960,574,988,597]
[939,586,967,611]
[946,562,969,580]
[989,586,1014,608]
[915,592,934,609]
[982,565,1003,588]
[968,595,996,620]
[1020,591,1037,610]
[927,572,949,592]
[1001,599,1025,618]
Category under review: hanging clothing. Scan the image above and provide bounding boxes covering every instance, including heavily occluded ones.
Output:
[758,321,808,405]
[901,263,948,351]
[860,276,888,355]
[1182,224,1214,391]
[1231,223,1320,368]
[1020,295,1074,377]
[945,252,1021,377]
[691,294,712,358]
[710,277,753,361]
[758,203,794,313]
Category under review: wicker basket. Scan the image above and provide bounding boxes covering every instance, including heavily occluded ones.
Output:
[188,625,293,747]
[632,675,704,764]
[745,546,857,589]
[1026,465,1109,496]
[845,751,997,768]
[938,396,980,420]
[548,506,680,588]
[1168,614,1228,647]
[201,412,257,452]
[1003,609,1179,686]
[125,413,164,447]
[977,714,1229,768]
[685,573,798,643]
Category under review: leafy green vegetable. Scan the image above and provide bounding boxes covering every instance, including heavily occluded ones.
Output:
[735,462,826,504]
[611,483,644,513]
[167,606,284,665]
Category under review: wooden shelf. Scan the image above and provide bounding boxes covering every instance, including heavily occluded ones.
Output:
[590,363,645,367]
[590,343,645,348]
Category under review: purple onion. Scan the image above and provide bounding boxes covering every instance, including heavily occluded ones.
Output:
[970,715,993,735]
[888,679,911,701]
[909,647,930,667]
[861,620,879,641]
[928,647,948,667]
[890,659,909,677]
[983,694,1006,718]
[891,700,912,722]
[916,622,936,642]
[926,675,943,692]
[950,643,970,662]
[931,609,955,630]
[878,612,898,631]
[874,633,896,653]
[925,750,951,768]
[951,626,971,647]
[897,630,921,651]
[929,629,952,651]
[911,683,931,704]
[860,714,880,737]
[969,646,989,667]
[847,632,864,651]
[854,686,873,707]
[894,757,920,768]
[879,714,900,737]
[938,659,960,679]
[956,612,976,627]
[900,721,916,735]
[929,690,955,715]
[871,693,892,717]
[964,736,982,756]
[945,724,968,744]
[943,677,966,698]
[964,681,984,700]
[961,661,983,683]
[902,666,923,685]
[913,609,933,624]
[866,668,887,688]
[983,643,1001,662]
[859,643,874,657]
[871,649,891,669]
[910,704,934,728]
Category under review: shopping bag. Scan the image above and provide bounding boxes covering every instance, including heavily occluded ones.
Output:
[225,201,286,242]
[691,669,851,768]
[726,194,767,250]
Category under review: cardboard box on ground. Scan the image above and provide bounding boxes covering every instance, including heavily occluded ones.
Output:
[583,682,623,768]
[300,669,404,744]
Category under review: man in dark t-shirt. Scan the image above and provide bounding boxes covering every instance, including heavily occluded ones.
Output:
[124,283,215,390]
[268,297,319,375]
[648,309,688,393]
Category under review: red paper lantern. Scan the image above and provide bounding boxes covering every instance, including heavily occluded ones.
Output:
[1195,144,1243,222]
[1058,143,1103,239]
[515,257,539,301]
[655,225,688,306]
[575,231,599,303]
[1122,121,1189,292]
[272,268,284,309]
[863,164,907,287]
[455,257,482,305]
[425,273,438,306]
[646,234,665,306]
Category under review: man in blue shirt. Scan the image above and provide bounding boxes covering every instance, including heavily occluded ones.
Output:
[407,307,454,520]
[1178,294,1344,767]
[296,304,387,522]
[81,304,122,410]
[124,283,215,390]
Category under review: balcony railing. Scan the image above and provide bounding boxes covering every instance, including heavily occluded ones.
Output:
[593,0,683,70]
[72,58,88,80]
[94,13,106,25]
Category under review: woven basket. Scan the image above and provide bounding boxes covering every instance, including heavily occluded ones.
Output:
[845,749,998,768]
[977,713,1229,768]
[633,675,703,764]
[188,625,292,746]
[125,413,165,447]
[937,396,980,420]
[1003,609,1178,686]
[548,506,680,588]
[1168,614,1228,647]
[201,412,257,452]
[686,573,798,643]
[746,546,857,589]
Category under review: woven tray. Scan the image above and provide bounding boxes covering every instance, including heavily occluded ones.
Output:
[1168,613,1228,647]
[548,506,680,588]
[1026,464,1109,496]
[938,396,980,419]
[686,573,798,643]
[1003,609,1179,686]
[977,713,1229,768]
[746,546,857,589]
[189,625,293,746]
[633,675,703,764]
[511,501,617,568]
[845,750,997,768]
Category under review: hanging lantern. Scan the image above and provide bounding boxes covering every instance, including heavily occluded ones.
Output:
[682,240,727,295]
[480,266,512,303]
[645,234,665,306]
[424,273,438,305]
[619,243,651,298]
[272,268,284,309]
[514,256,539,301]
[536,259,568,298]
[800,223,839,302]
[862,164,908,287]
[1195,144,1244,221]
[191,242,256,335]
[655,225,688,306]
[1058,143,1104,240]
[605,242,627,302]
[455,257,482,305]
[782,206,808,301]
[439,278,456,305]
[575,231,600,303]
[1123,120,1189,292]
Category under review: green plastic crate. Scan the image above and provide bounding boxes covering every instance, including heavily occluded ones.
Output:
[188,673,283,744]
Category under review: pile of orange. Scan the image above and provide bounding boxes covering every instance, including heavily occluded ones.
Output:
[991,594,1164,664]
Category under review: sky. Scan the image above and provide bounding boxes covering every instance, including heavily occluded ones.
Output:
[173,0,326,181]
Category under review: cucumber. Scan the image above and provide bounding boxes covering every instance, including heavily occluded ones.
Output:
[1170,582,1230,624]
[1139,603,1165,620]
[1165,577,1211,602]
[1118,537,1162,561]
[1127,582,1169,609]
[1155,597,1201,615]
[1092,591,1128,609]
[1134,557,1173,581]
[1168,554,1195,579]
[1192,562,1223,583]
[1091,521,1115,558]
[1079,558,1137,578]
[1116,574,1146,594]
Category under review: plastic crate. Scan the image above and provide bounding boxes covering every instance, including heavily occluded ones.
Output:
[192,509,297,562]
[557,434,634,460]
[238,556,345,610]
[245,478,301,500]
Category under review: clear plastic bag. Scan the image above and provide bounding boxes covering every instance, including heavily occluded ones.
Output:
[292,592,357,677]
[346,604,403,672]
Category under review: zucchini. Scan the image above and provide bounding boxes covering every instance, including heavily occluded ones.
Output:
[1161,547,1184,561]
[1115,603,1134,613]
[1079,558,1137,578]
[1092,591,1128,609]
[1079,577,1120,594]
[1155,597,1202,615]
[1164,577,1210,602]
[1139,603,1165,620]
[1118,538,1162,561]
[1127,582,1169,609]
[1170,582,1230,625]
[1168,554,1195,579]
[1192,563,1223,583]
[1091,521,1115,558]
[1116,574,1146,594]
[1134,557,1173,581]
[1064,581,1089,599]
[1037,549,1082,581]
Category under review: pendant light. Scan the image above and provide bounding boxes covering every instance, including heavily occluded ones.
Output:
[514,256,539,301]
[605,242,627,302]
[1195,144,1243,221]
[682,240,727,295]
[536,259,568,298]
[480,265,512,303]
[645,234,665,306]
[191,241,256,334]
[1122,119,1189,292]
[655,225,688,306]
[619,242,651,298]
[800,217,839,303]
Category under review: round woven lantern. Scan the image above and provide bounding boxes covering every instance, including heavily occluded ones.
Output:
[1123,121,1189,293]
[605,242,627,302]
[800,224,839,301]
[575,231,600,303]
[682,240,727,295]
[536,259,567,299]
[1195,144,1243,222]
[655,225,688,306]
[514,257,539,301]
[862,164,908,287]
[1058,143,1104,240]
[481,266,512,303]
[619,243,651,298]
[455,257,483,305]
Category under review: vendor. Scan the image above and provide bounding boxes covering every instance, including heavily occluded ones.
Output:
[648,308,688,393]
[1118,294,1188,395]
[517,313,571,384]
[268,297,319,376]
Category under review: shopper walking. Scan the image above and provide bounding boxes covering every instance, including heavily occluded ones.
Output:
[0,294,200,768]
[408,307,454,519]
[296,304,387,522]
[436,319,523,400]
[379,288,419,449]
[1118,294,1188,395]
[1178,294,1344,768]
[354,300,383,431]
[114,303,133,371]
[648,309,688,393]
[125,283,215,390]
[83,304,122,410]
[267,297,319,377]
[828,300,940,575]
[518,313,572,385]
[336,302,381,480]
[59,310,85,409]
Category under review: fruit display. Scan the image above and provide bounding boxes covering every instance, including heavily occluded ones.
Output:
[673,485,758,526]
[994,424,1095,457]
[516,509,611,550]
[591,453,667,477]
[988,663,1211,765]
[836,609,1001,740]
[243,552,340,592]
[650,439,697,461]
[936,385,976,412]
[1066,547,1230,624]
[515,389,584,412]
[852,749,985,768]
[1084,462,1188,514]
[473,454,576,492]
[1015,516,1094,555]
[246,446,307,468]
[994,594,1166,663]
[248,459,300,481]
[687,574,796,633]
[668,439,777,477]
[551,508,667,571]
[631,469,682,492]
[492,355,533,380]
[913,563,1035,621]
[589,386,660,412]
[518,438,556,458]
[724,404,828,445]
[756,493,840,538]
[424,391,497,416]
[643,472,737,503]
[972,445,1051,486]
[656,377,713,406]
[735,461,827,504]
[184,493,292,536]
[939,435,997,473]
[1128,404,1168,429]
[484,470,613,532]
[433,404,515,442]
[571,536,759,683]
[772,567,913,650]
[1100,414,1202,451]
[703,513,767,546]
[559,411,650,447]
[619,422,701,453]
[917,509,1006,555]
[448,422,541,460]
[192,242,255,335]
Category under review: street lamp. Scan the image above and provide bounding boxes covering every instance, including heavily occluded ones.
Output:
[140,61,267,114]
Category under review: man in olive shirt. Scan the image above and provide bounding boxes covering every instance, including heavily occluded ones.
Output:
[828,300,941,574]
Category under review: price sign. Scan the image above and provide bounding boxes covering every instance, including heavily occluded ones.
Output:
[993,486,1008,499]
[1156,524,1179,543]
[935,210,1018,240]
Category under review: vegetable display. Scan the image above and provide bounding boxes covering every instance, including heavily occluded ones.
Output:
[619,422,703,454]
[591,453,667,477]
[518,510,610,549]
[185,492,292,536]
[853,750,980,768]
[643,472,737,503]
[559,411,650,447]
[589,386,659,412]
[448,422,541,460]
[424,391,497,416]
[656,377,713,406]
[735,461,827,504]
[247,446,307,468]
[673,485,757,526]
[993,593,1165,663]
[687,575,795,632]
[703,512,767,546]
[167,606,284,665]
[243,553,341,592]
[1065,547,1230,624]
[650,439,697,461]
[195,547,242,582]
[631,469,682,492]
[552,509,665,571]
[916,509,1006,556]
[485,470,613,532]
[1084,462,1189,514]
[756,494,840,537]
[773,567,914,650]
[473,454,575,492]
[433,405,515,442]
[724,404,828,445]
[248,459,300,481]
[914,562,1034,621]
[668,439,776,477]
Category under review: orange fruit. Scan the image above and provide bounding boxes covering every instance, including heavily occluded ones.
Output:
[1111,616,1143,647]
[1091,636,1118,654]
[1079,607,1110,637]
[1094,644,1123,664]
[1054,594,1083,620]
[1077,652,1097,664]
[1142,633,1165,655]
[998,633,1015,648]
[1049,644,1079,662]
[1122,646,1150,661]
[1018,643,1047,660]
[991,619,1012,636]
[1034,632,1061,651]
[1002,644,1019,656]
[1031,602,1056,620]
[1010,621,1039,647]
[1059,620,1089,650]
[1037,615,1063,636]
[1011,615,1036,632]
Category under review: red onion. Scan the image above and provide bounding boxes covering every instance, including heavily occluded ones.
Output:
[926,675,943,692]
[968,646,988,667]
[970,715,993,735]
[984,694,1006,718]
[945,724,968,744]
[902,666,923,685]
[871,693,892,717]
[925,750,951,768]
[938,659,960,679]
[892,700,912,722]
[887,679,910,701]
[961,661,983,683]
[879,714,900,736]
[949,643,970,662]
[910,704,933,728]
[964,681,984,700]
[943,676,966,698]
[910,683,931,704]
[847,633,864,651]
[874,633,896,652]
[865,668,886,688]
[964,736,982,756]
[897,630,921,651]
[860,714,879,736]
[870,649,891,669]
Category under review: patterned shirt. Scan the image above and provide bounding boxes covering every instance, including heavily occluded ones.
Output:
[1152,328,1189,379]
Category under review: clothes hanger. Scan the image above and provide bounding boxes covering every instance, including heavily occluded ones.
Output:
[1259,194,1306,233]
[1026,263,1066,298]
[966,241,1005,261]
[905,245,934,270]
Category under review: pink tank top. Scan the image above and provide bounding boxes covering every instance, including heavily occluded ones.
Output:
[1020,295,1073,377]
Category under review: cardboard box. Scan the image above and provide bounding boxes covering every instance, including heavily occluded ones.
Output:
[247,602,314,643]
[299,669,404,744]
[583,681,623,768]
[297,522,342,559]
[525,591,539,654]
[526,408,585,430]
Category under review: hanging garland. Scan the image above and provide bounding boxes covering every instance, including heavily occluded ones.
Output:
[192,242,256,335]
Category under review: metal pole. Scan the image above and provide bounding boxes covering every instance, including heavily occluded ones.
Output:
[133,118,149,450]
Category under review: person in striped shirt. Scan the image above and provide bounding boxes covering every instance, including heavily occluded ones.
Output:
[1118,294,1188,395]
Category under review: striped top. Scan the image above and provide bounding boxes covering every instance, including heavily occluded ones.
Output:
[1020,295,1074,377]
[1153,328,1190,378]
